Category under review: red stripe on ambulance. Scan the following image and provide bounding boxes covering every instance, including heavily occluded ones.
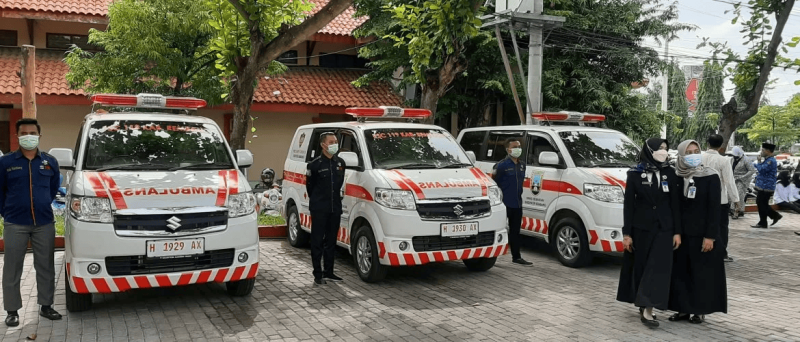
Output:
[98,172,127,209]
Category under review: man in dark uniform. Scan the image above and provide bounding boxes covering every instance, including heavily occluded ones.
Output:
[306,132,346,285]
[492,139,532,266]
[1,118,63,327]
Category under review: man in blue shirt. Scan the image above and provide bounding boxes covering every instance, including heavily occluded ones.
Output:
[0,118,62,326]
[752,142,781,228]
[492,139,532,266]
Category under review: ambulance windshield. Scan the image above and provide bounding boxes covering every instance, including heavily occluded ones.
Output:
[558,131,639,168]
[365,129,472,169]
[83,120,234,171]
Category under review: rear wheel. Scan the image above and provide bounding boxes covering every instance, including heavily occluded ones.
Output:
[463,257,496,272]
[287,205,309,247]
[226,278,255,296]
[65,267,92,312]
[352,225,388,283]
[552,217,592,268]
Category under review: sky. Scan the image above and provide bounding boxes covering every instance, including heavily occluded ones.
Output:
[644,0,800,106]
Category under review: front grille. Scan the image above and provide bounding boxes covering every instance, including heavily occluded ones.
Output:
[114,211,228,233]
[105,249,234,276]
[412,232,495,252]
[416,200,491,220]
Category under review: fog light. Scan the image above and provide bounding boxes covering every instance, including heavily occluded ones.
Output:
[237,252,248,263]
[87,263,101,275]
[497,234,503,243]
[399,241,409,251]
[611,230,620,240]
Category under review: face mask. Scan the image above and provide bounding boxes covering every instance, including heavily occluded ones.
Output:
[652,150,668,163]
[19,135,40,151]
[326,143,339,155]
[683,154,702,168]
[509,148,522,158]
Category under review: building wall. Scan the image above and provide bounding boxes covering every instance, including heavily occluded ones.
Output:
[0,18,105,47]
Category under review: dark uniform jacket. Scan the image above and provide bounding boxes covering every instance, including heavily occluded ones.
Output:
[0,150,61,226]
[306,155,345,214]
[622,166,682,236]
[493,156,525,208]
[677,175,722,239]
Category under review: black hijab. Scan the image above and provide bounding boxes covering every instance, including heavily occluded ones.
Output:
[793,172,800,188]
[778,171,791,187]
[637,138,669,172]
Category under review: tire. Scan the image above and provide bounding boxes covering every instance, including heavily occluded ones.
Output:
[463,257,497,272]
[551,217,592,268]
[226,278,255,297]
[287,205,309,247]
[352,225,388,283]
[65,267,92,312]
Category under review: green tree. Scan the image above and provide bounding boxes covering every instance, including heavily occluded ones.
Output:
[665,63,689,144]
[684,61,725,143]
[354,0,483,120]
[739,94,800,149]
[65,0,224,104]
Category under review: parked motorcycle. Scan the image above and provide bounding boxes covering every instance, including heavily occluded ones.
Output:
[253,168,282,216]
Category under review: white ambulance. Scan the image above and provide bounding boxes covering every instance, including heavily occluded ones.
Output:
[281,107,508,282]
[457,112,639,268]
[48,94,259,312]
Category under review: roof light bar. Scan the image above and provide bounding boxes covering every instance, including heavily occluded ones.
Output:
[90,93,207,110]
[345,106,432,119]
[531,111,606,122]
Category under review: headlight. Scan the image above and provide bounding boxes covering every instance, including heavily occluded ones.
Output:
[488,186,503,206]
[374,188,416,210]
[228,192,257,217]
[70,196,113,223]
[584,183,624,203]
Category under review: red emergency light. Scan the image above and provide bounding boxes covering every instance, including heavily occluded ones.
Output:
[91,93,207,110]
[345,106,432,119]
[532,111,606,123]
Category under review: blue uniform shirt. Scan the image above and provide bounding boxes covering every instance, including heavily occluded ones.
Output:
[0,150,61,226]
[754,156,777,191]
[493,156,525,208]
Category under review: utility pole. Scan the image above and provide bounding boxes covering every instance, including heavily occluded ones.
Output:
[660,41,668,139]
[20,45,36,118]
[526,0,543,125]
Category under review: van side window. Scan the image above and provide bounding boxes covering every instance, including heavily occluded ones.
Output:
[527,135,560,167]
[337,130,363,167]
[484,131,524,162]
[306,128,334,162]
[73,122,85,166]
[459,131,486,158]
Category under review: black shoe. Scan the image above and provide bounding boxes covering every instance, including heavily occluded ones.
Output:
[5,314,19,327]
[39,306,62,320]
[723,256,734,262]
[639,307,656,320]
[313,277,326,286]
[689,314,705,324]
[794,231,800,236]
[772,215,782,226]
[512,258,533,266]
[640,309,659,328]
[669,313,690,322]
[323,273,343,282]
[751,224,768,228]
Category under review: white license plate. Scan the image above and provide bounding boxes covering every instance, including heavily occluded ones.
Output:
[441,222,479,237]
[146,238,204,258]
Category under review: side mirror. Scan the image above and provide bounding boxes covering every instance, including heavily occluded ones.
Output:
[539,151,560,166]
[236,149,254,169]
[49,148,74,170]
[465,151,477,164]
[339,151,361,170]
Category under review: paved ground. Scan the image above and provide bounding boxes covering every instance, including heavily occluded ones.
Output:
[1,212,799,342]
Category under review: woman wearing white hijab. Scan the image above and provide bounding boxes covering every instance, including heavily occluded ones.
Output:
[730,146,756,218]
[668,140,727,324]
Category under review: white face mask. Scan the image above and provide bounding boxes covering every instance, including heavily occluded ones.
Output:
[326,143,339,155]
[19,135,40,151]
[683,154,702,168]
[509,148,522,158]
[652,150,668,163]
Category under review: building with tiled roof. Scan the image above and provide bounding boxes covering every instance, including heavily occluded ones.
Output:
[0,0,402,177]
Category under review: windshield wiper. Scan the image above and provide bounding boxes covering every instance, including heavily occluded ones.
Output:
[96,162,156,171]
[438,162,473,169]
[588,161,633,168]
[169,162,235,171]
[386,163,438,170]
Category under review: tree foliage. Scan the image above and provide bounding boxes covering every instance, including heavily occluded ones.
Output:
[65,0,224,104]
[739,94,800,149]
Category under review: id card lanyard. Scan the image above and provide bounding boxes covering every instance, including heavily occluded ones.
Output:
[661,174,669,192]
[687,178,697,199]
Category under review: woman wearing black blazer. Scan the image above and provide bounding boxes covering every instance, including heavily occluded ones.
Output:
[668,139,727,324]
[617,138,682,328]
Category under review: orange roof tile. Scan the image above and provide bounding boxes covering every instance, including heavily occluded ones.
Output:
[307,0,367,36]
[0,0,113,16]
[0,47,401,108]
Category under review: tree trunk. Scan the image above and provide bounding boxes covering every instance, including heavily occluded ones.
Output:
[229,54,261,150]
[419,85,440,124]
[418,53,467,124]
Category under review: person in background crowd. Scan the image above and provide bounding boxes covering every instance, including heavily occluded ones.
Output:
[0,118,63,327]
[774,171,800,214]
[752,142,780,228]
[730,146,756,219]
[701,135,738,263]
[793,173,800,204]
[668,139,726,325]
[617,138,681,328]
[492,139,532,266]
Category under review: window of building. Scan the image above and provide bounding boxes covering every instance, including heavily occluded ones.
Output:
[319,53,368,68]
[278,50,298,65]
[46,33,99,51]
[0,30,17,46]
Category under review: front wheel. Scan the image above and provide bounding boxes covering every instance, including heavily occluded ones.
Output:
[352,225,388,283]
[226,278,255,296]
[551,217,592,268]
[463,257,496,272]
[287,205,309,247]
[65,267,92,312]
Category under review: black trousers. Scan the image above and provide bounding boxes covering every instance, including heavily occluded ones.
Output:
[718,203,729,258]
[506,207,523,260]
[310,210,341,279]
[756,190,780,225]
[777,201,800,214]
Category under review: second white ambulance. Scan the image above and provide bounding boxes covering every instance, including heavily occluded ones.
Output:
[282,107,508,282]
